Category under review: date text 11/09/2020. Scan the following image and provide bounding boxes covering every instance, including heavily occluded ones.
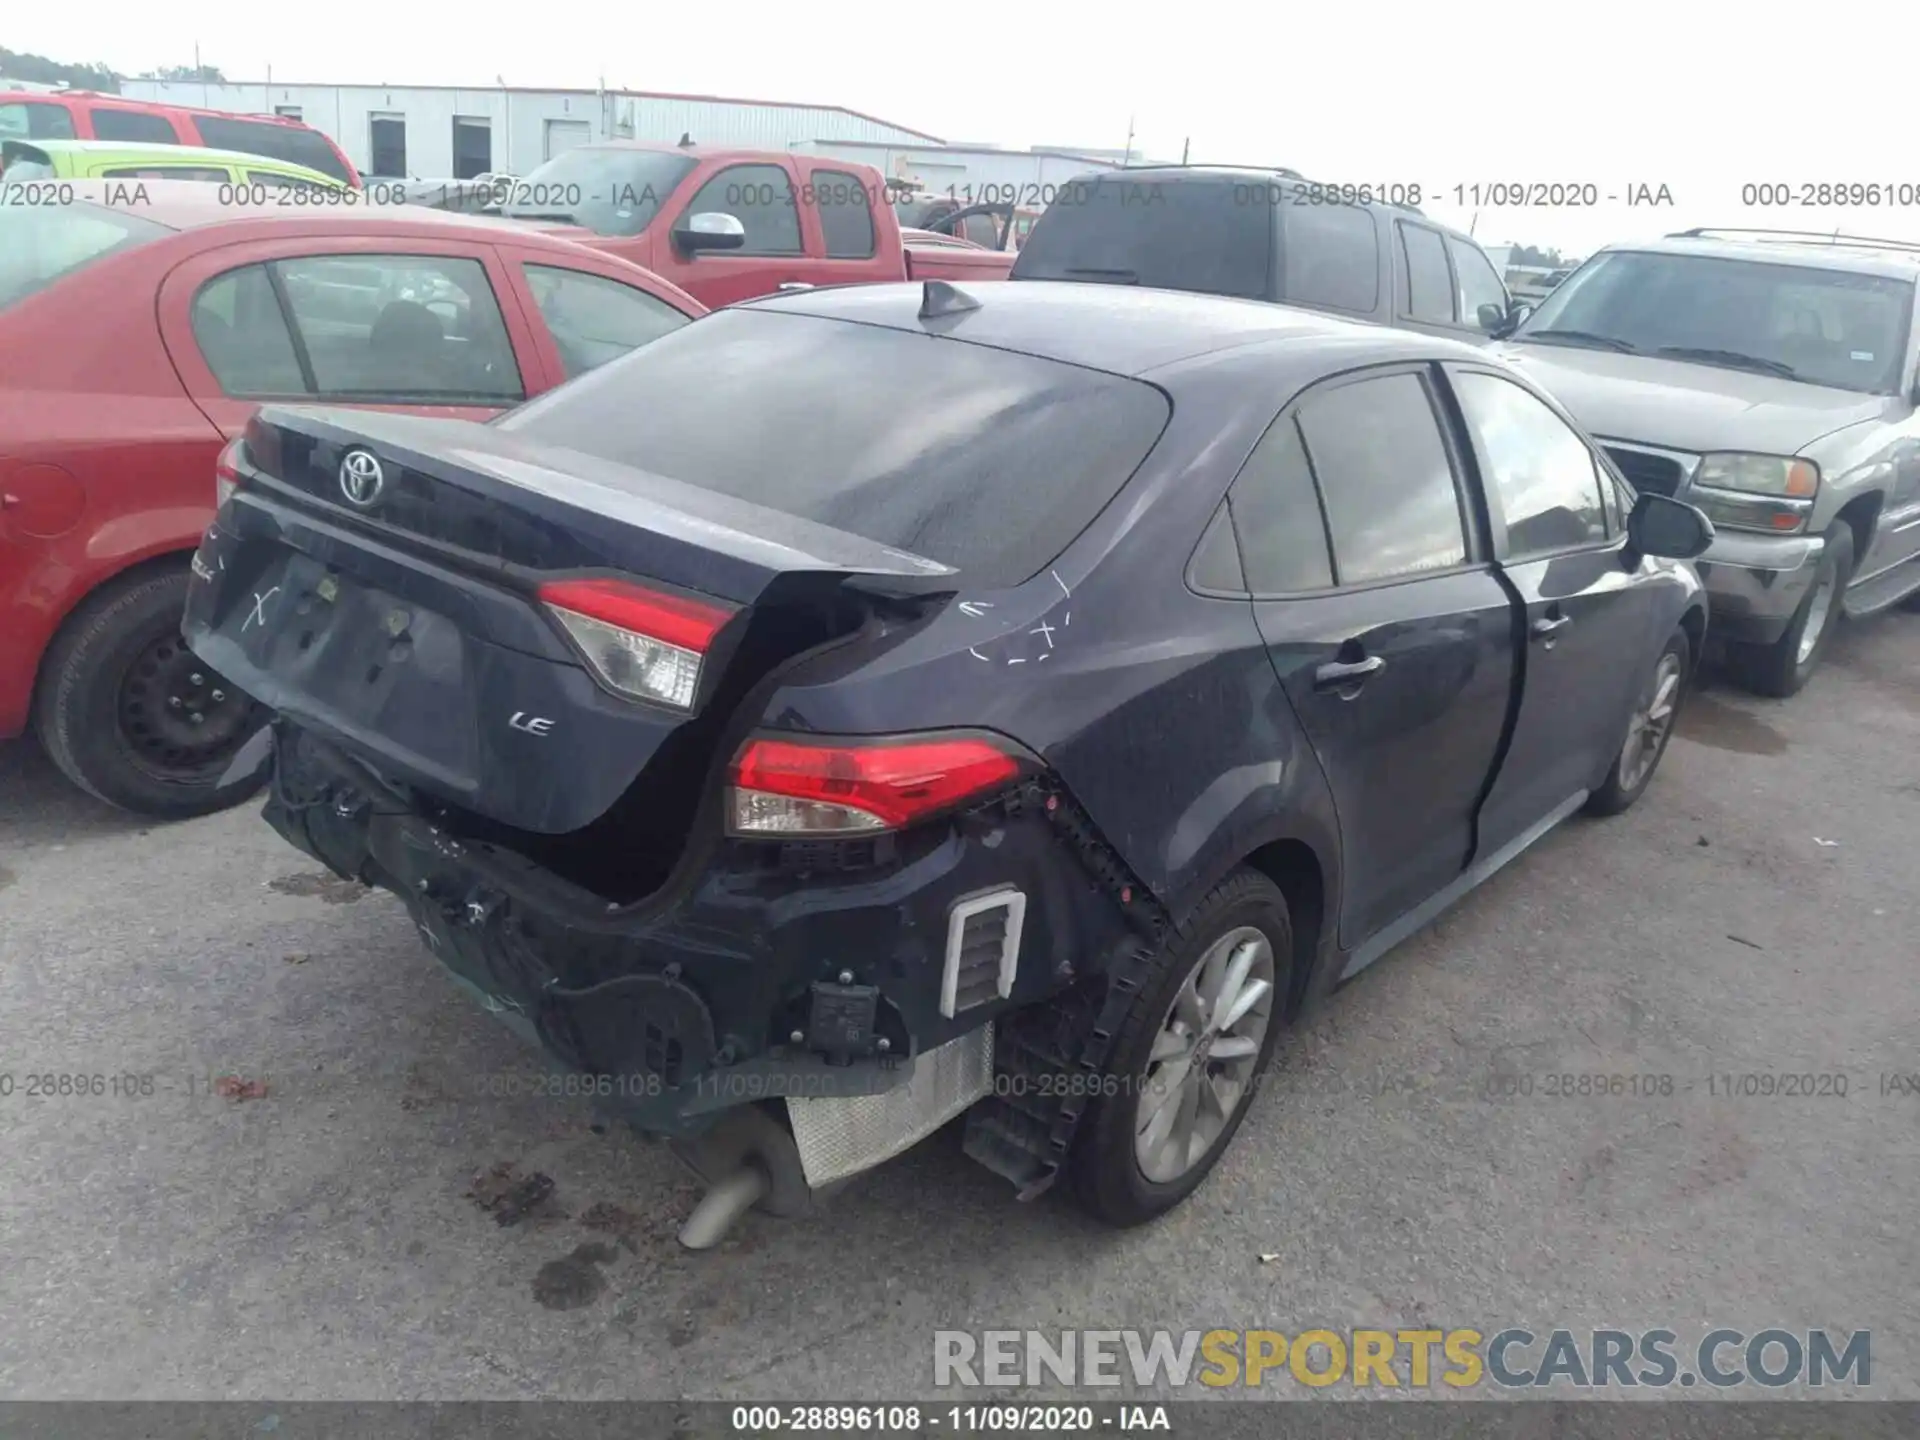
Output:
[731,1406,1172,1434]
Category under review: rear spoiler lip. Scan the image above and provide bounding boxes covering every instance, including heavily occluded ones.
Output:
[250,404,965,601]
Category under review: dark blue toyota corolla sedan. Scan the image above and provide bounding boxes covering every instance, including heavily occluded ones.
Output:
[183,280,1713,1245]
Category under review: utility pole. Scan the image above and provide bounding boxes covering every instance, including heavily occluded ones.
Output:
[1181,136,1190,165]
[195,43,207,107]
[1123,115,1134,167]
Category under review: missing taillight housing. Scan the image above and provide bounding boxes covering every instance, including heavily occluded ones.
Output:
[215,437,246,509]
[538,576,736,711]
[727,732,1028,837]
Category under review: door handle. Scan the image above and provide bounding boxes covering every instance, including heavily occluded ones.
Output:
[776,281,814,291]
[1530,612,1572,642]
[1313,655,1386,693]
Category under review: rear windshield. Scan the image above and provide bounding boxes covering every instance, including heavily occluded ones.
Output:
[192,115,353,185]
[502,150,696,237]
[0,198,168,311]
[1012,176,1272,300]
[1516,249,1916,394]
[496,308,1172,587]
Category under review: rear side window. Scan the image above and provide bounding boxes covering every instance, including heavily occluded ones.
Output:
[1228,417,1335,592]
[1397,222,1455,324]
[811,169,876,259]
[90,108,179,144]
[0,102,76,140]
[1452,371,1607,558]
[271,254,523,401]
[683,163,801,255]
[497,308,1172,587]
[191,264,307,395]
[105,165,230,182]
[1280,200,1379,314]
[193,115,353,185]
[1295,373,1468,584]
[523,264,690,378]
[1012,177,1270,301]
[0,200,167,311]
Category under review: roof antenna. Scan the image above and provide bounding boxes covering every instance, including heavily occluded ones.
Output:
[919,279,982,320]
[678,131,695,147]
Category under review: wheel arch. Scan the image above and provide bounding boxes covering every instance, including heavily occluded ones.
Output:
[1678,598,1708,675]
[30,545,198,710]
[1239,836,1331,1021]
[1833,490,1882,567]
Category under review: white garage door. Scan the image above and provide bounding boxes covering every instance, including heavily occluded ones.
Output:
[543,120,591,161]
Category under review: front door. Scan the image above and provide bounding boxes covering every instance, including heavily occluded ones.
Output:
[1444,365,1659,855]
[1236,367,1515,948]
[650,159,813,307]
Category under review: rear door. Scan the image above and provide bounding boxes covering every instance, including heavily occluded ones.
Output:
[1441,364,1659,855]
[1237,366,1516,950]
[156,237,545,440]
[795,160,896,288]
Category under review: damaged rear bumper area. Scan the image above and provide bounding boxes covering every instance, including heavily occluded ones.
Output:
[264,723,1145,1201]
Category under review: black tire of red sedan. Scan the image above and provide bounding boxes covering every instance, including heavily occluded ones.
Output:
[34,567,269,818]
[1585,627,1691,818]
[1727,523,1853,698]
[1070,869,1293,1227]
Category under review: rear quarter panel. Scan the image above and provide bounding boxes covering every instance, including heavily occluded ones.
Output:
[752,368,1346,991]
[0,258,219,735]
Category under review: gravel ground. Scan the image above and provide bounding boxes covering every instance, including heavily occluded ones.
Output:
[0,615,1915,1402]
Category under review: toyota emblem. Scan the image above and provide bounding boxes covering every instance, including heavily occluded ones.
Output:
[338,449,385,507]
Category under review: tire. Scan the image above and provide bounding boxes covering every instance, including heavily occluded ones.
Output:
[1070,869,1293,1227]
[33,565,269,818]
[1726,524,1853,698]
[1585,627,1690,817]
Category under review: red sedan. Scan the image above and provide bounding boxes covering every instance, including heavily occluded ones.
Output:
[0,180,704,816]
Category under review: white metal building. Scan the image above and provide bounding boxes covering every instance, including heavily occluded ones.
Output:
[119,79,944,179]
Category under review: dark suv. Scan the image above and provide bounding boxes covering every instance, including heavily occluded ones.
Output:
[184,281,1711,1246]
[1012,166,1521,341]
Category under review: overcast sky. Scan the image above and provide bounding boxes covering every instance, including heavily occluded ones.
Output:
[13,0,1917,255]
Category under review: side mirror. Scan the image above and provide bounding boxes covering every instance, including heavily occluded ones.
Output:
[672,211,746,254]
[1477,301,1508,334]
[1628,492,1715,561]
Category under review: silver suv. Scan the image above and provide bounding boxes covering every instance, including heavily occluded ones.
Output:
[1492,228,1920,695]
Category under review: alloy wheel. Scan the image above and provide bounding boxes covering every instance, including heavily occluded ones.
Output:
[1618,649,1683,793]
[1796,562,1839,666]
[1133,925,1275,1184]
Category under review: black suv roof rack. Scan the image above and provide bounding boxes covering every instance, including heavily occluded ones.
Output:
[1668,226,1920,257]
[1118,162,1306,179]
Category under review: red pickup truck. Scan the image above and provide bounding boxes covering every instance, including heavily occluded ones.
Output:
[494,143,1013,307]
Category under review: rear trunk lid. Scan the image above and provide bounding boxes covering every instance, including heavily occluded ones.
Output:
[184,406,956,838]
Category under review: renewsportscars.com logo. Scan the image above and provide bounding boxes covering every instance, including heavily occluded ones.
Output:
[933,1328,1872,1390]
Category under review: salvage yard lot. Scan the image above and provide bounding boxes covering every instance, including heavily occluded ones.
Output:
[1,619,1916,1400]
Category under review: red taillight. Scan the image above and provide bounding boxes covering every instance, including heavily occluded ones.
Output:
[537,577,733,652]
[538,577,736,710]
[215,437,246,508]
[728,733,1024,836]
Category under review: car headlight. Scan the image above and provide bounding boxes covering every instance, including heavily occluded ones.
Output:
[1695,453,1820,498]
